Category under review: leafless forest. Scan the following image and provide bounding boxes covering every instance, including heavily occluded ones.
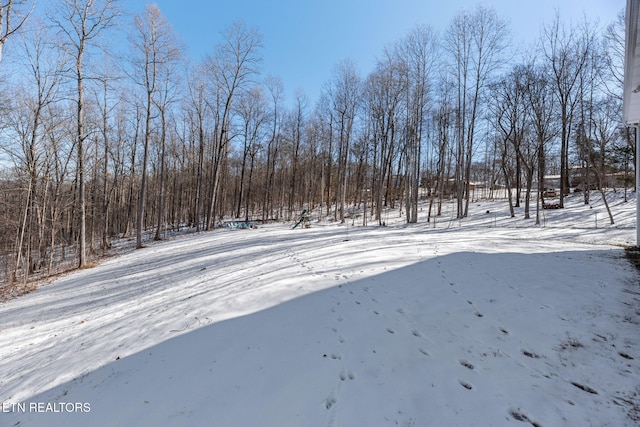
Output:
[0,0,635,286]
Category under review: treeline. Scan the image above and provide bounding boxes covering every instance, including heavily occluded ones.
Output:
[0,1,635,284]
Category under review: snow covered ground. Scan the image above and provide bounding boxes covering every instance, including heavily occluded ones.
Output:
[1,192,639,426]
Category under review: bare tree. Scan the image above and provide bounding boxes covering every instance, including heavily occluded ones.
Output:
[204,20,262,230]
[129,3,181,248]
[397,24,438,223]
[490,70,522,218]
[235,85,267,220]
[444,5,509,218]
[152,35,182,241]
[53,0,119,267]
[363,50,404,225]
[0,0,32,63]
[541,13,593,207]
[587,95,618,225]
[286,89,306,218]
[326,59,360,223]
[91,57,122,250]
[7,22,65,282]
[523,61,558,224]
[602,9,625,100]
[262,75,284,222]
[185,64,209,230]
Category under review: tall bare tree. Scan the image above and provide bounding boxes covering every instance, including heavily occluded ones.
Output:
[327,59,360,223]
[8,21,65,282]
[185,64,208,230]
[286,89,307,218]
[364,50,404,225]
[262,75,284,222]
[523,61,558,224]
[204,20,262,230]
[541,13,593,207]
[130,3,181,248]
[397,24,438,223]
[444,5,509,218]
[53,0,119,267]
[235,85,267,220]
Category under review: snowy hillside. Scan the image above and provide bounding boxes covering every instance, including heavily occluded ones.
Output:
[1,192,639,426]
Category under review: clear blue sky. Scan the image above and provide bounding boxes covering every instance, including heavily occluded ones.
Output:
[126,0,623,107]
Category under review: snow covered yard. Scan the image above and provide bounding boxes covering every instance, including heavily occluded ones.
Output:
[1,193,639,426]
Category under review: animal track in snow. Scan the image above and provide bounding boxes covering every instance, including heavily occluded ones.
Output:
[459,359,474,370]
[325,396,337,410]
[522,349,542,359]
[339,371,356,381]
[459,380,473,390]
[508,408,543,426]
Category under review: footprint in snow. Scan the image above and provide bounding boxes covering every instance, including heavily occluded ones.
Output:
[459,380,473,390]
[509,408,539,425]
[459,359,474,370]
[522,349,542,359]
[339,371,356,381]
[325,397,337,410]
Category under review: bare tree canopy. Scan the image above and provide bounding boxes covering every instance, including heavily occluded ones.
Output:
[0,0,33,63]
